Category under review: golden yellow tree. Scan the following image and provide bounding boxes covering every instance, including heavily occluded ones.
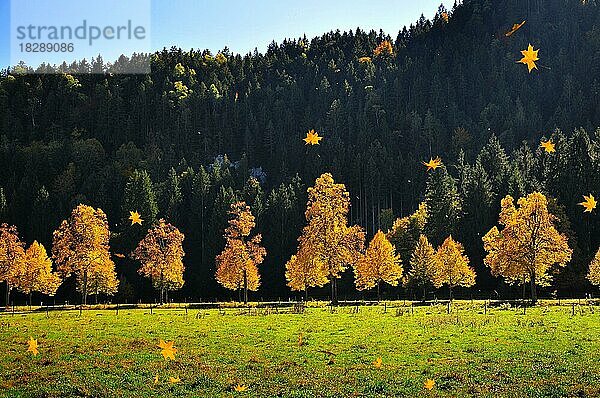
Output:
[374,40,394,57]
[286,173,364,303]
[353,231,402,300]
[285,254,328,300]
[52,204,118,305]
[14,241,61,305]
[588,249,600,286]
[483,193,572,303]
[407,235,439,301]
[432,236,475,300]
[133,219,185,304]
[0,224,25,308]
[215,202,266,304]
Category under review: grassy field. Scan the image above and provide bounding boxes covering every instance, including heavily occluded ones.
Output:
[1,301,599,398]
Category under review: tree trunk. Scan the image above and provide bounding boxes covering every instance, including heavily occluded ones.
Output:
[243,270,248,305]
[29,292,32,309]
[304,286,308,302]
[82,271,88,306]
[422,285,427,303]
[330,277,339,305]
[449,285,453,302]
[5,282,10,309]
[530,272,537,304]
[377,280,381,302]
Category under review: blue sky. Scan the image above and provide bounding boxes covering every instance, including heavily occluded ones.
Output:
[0,0,452,69]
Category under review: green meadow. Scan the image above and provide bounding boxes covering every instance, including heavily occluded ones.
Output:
[1,302,599,398]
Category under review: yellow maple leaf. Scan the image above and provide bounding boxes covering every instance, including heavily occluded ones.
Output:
[27,337,38,356]
[158,339,177,360]
[540,140,556,153]
[168,376,180,384]
[129,211,143,226]
[373,357,383,369]
[422,157,443,171]
[505,20,526,37]
[580,194,597,213]
[304,130,323,146]
[518,44,540,73]
[424,379,435,390]
[234,384,248,392]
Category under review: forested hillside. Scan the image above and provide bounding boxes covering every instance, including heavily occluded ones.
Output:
[2,0,600,302]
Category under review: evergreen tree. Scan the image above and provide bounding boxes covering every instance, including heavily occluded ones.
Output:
[424,166,461,246]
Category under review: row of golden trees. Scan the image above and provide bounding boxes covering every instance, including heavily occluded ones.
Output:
[0,205,185,306]
[215,173,599,304]
[2,173,600,305]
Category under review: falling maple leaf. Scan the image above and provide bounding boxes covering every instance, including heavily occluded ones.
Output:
[304,130,323,146]
[27,337,38,356]
[505,20,526,37]
[158,339,177,360]
[518,44,540,73]
[373,357,383,369]
[234,384,248,392]
[168,376,180,384]
[422,157,443,172]
[129,211,143,226]
[540,140,556,153]
[153,375,159,384]
[424,379,435,390]
[579,194,597,213]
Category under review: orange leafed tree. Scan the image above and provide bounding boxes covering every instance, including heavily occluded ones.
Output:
[14,241,61,305]
[374,40,394,57]
[0,224,25,308]
[286,173,364,303]
[432,236,475,300]
[133,219,185,304]
[483,193,572,303]
[407,235,439,301]
[216,202,266,304]
[353,230,402,300]
[588,249,600,286]
[52,204,118,305]
[285,253,328,300]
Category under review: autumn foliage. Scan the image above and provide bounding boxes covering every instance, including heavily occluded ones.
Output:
[286,173,364,303]
[432,236,476,299]
[15,241,61,301]
[216,202,266,304]
[133,219,185,304]
[373,40,394,57]
[52,205,118,305]
[0,224,26,307]
[483,193,572,302]
[588,249,600,286]
[353,231,402,299]
[407,235,439,300]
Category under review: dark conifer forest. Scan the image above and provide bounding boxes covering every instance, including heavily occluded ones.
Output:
[2,0,600,303]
